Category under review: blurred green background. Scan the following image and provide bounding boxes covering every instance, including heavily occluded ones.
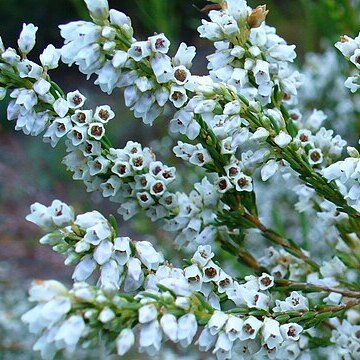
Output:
[0,0,359,358]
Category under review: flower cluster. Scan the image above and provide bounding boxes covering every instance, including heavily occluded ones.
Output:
[322,147,360,212]
[3,0,360,359]
[335,33,360,93]
[328,319,360,358]
[60,0,197,125]
[26,200,164,290]
[198,2,300,107]
[22,215,312,360]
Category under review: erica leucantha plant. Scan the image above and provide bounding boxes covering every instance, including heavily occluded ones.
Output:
[2,0,360,358]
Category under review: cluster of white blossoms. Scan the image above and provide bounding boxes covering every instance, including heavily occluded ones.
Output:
[26,200,164,290]
[198,1,300,107]
[335,33,360,93]
[60,0,196,125]
[322,147,360,212]
[23,203,314,359]
[0,24,118,148]
[328,318,360,358]
[3,0,360,359]
[299,48,360,138]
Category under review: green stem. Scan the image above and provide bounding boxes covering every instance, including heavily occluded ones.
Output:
[243,212,320,271]
[275,279,360,298]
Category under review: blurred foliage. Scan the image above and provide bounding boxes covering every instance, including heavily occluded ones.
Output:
[300,0,360,51]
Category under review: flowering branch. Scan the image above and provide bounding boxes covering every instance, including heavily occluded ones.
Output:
[2,0,360,358]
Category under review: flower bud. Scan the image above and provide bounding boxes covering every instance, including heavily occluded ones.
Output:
[18,23,38,55]
[247,5,268,28]
[84,0,109,24]
[40,44,60,69]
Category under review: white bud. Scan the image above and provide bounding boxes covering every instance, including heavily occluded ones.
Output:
[84,0,109,23]
[116,329,135,355]
[53,98,69,118]
[40,44,60,69]
[139,304,158,324]
[18,23,38,55]
[274,131,292,148]
[98,307,115,323]
[261,160,279,181]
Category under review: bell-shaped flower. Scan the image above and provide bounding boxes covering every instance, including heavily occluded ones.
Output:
[116,329,135,356]
[18,23,38,55]
[160,313,178,342]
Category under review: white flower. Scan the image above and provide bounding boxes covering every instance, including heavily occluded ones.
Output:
[26,202,53,228]
[308,148,323,165]
[197,327,217,352]
[84,0,109,23]
[253,60,270,85]
[128,41,151,61]
[174,42,196,68]
[273,291,309,312]
[213,332,233,359]
[126,257,142,282]
[149,33,170,54]
[53,98,69,117]
[83,221,111,245]
[28,280,68,302]
[54,315,86,351]
[173,65,191,85]
[261,160,279,181]
[160,313,178,342]
[18,23,38,55]
[2,48,20,64]
[73,256,97,281]
[33,79,51,96]
[170,85,188,108]
[225,315,244,341]
[40,44,60,69]
[150,53,174,83]
[280,323,303,341]
[139,304,158,324]
[239,316,263,340]
[184,264,203,291]
[139,320,162,355]
[113,237,132,265]
[233,173,253,192]
[203,261,221,283]
[350,48,360,68]
[135,241,163,270]
[345,76,360,93]
[110,9,131,27]
[94,105,115,123]
[100,259,122,288]
[335,35,358,57]
[262,317,283,349]
[177,313,198,347]
[269,44,296,62]
[93,240,113,265]
[208,311,228,335]
[274,131,292,148]
[192,245,214,267]
[66,90,86,109]
[189,148,212,167]
[98,307,115,323]
[88,122,105,140]
[116,329,135,356]
[258,273,275,290]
